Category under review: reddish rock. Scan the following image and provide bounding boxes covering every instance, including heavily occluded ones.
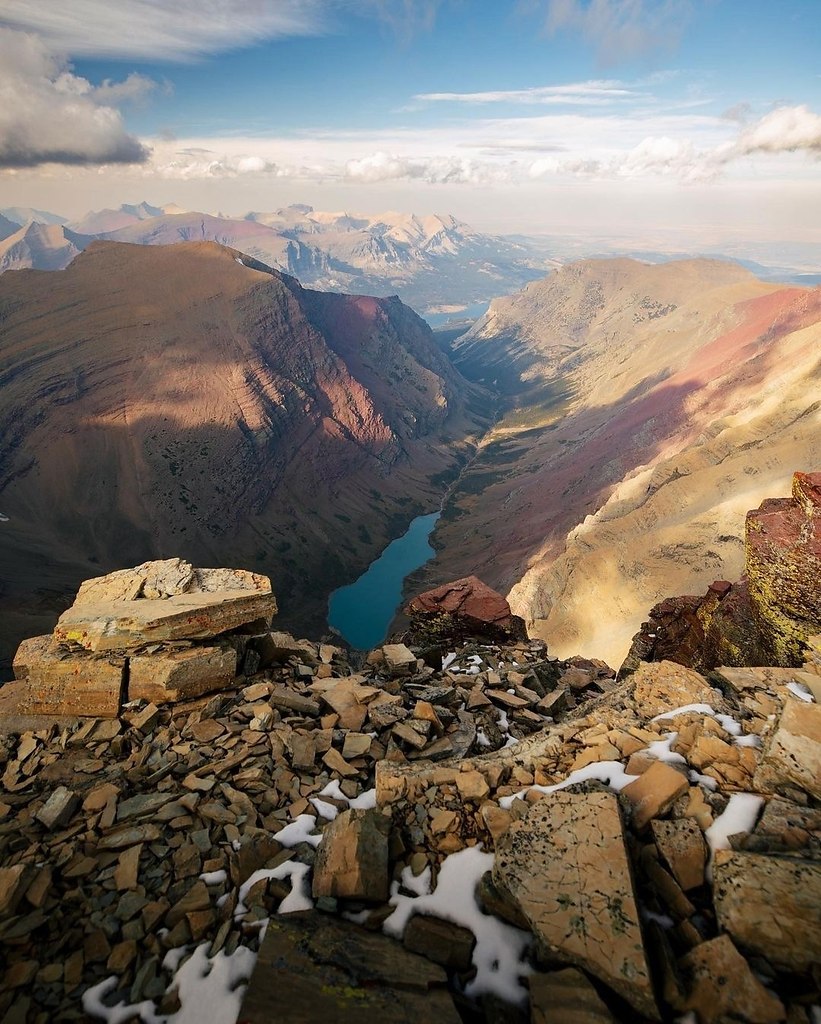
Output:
[404,576,527,644]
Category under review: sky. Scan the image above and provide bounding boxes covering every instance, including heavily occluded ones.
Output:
[0,0,819,251]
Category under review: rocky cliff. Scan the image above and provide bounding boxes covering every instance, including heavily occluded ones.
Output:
[426,259,820,666]
[0,240,487,673]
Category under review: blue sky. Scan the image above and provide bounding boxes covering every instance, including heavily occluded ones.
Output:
[0,0,819,246]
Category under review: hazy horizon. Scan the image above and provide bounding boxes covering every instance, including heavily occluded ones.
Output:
[0,0,819,259]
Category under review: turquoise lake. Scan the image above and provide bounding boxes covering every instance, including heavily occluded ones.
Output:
[327,512,440,649]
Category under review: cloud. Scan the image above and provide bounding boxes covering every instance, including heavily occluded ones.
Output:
[0,0,327,61]
[0,29,150,168]
[344,151,507,185]
[536,0,691,65]
[154,149,281,179]
[357,0,446,37]
[414,79,641,105]
[731,104,821,157]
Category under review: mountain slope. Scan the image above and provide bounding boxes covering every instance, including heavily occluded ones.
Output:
[0,222,91,273]
[0,240,486,671]
[420,259,820,664]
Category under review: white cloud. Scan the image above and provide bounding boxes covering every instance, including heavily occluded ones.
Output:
[731,104,821,157]
[344,151,507,185]
[154,149,281,179]
[414,79,640,105]
[537,0,691,65]
[0,29,149,168]
[0,0,326,61]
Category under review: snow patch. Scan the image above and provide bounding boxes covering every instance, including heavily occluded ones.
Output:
[704,793,764,879]
[383,846,532,1003]
[499,759,640,810]
[787,680,814,702]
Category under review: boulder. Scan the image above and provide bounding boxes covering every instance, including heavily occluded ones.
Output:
[529,968,616,1024]
[754,698,821,800]
[54,559,276,652]
[712,850,821,973]
[630,660,718,718]
[493,790,657,1019]
[312,808,390,902]
[621,761,689,830]
[129,645,237,703]
[680,934,784,1023]
[11,635,124,718]
[238,912,461,1024]
[404,576,528,644]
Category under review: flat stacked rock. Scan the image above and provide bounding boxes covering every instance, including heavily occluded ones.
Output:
[403,575,529,647]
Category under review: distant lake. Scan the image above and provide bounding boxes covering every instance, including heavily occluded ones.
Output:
[327,512,440,649]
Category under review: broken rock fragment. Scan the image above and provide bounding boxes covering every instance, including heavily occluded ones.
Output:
[312,808,390,902]
[493,790,658,1019]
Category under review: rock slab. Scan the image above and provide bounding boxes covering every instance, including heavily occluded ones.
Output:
[493,790,658,1019]
[312,808,390,902]
[238,912,461,1024]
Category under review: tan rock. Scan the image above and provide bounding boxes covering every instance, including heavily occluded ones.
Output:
[631,661,717,718]
[455,770,490,802]
[0,864,32,916]
[312,808,390,902]
[322,747,358,778]
[680,934,784,1024]
[11,635,124,717]
[621,760,689,830]
[650,819,707,891]
[754,699,821,800]
[493,791,657,1019]
[687,734,739,770]
[129,645,237,703]
[55,560,275,651]
[480,803,513,844]
[529,968,616,1024]
[712,850,821,973]
[382,644,417,673]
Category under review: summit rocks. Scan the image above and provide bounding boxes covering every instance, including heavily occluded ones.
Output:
[404,575,528,646]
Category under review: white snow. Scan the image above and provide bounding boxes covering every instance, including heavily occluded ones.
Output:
[704,793,764,879]
[234,257,244,266]
[734,733,761,748]
[646,733,687,764]
[383,846,532,1004]
[199,869,227,886]
[787,680,814,702]
[651,702,715,722]
[499,759,640,810]
[399,863,433,896]
[273,813,322,848]
[81,944,256,1024]
[687,770,718,790]
[235,861,313,918]
[442,652,457,671]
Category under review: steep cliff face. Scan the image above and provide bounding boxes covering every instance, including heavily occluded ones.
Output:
[0,240,486,671]
[425,259,820,665]
[622,472,821,673]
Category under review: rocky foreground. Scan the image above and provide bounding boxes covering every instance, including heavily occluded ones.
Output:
[1,481,820,1023]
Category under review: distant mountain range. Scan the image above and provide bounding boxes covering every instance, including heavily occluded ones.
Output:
[0,202,554,314]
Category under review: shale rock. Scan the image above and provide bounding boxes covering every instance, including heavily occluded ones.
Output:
[493,790,657,1019]
[54,558,276,652]
[679,934,785,1024]
[712,850,821,973]
[754,697,821,800]
[239,912,461,1024]
[312,808,390,902]
[529,968,616,1024]
[404,576,528,645]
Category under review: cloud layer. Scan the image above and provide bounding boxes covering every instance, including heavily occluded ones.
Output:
[0,29,149,168]
[0,0,325,61]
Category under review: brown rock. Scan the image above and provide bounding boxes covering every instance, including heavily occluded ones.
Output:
[650,819,707,891]
[712,850,821,973]
[754,699,821,800]
[0,864,32,917]
[403,915,476,971]
[11,635,124,718]
[621,760,689,830]
[312,808,390,902]
[680,934,784,1024]
[382,643,417,674]
[493,791,657,1019]
[631,661,717,718]
[55,560,276,651]
[455,770,490,802]
[35,786,79,829]
[239,912,460,1023]
[529,968,616,1024]
[405,576,527,642]
[129,645,237,703]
